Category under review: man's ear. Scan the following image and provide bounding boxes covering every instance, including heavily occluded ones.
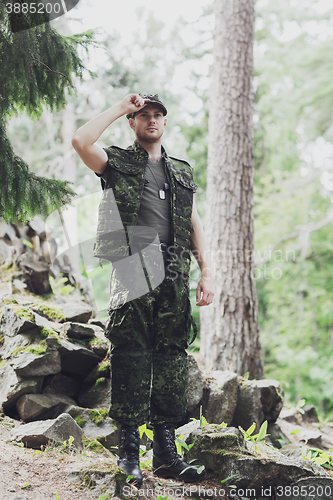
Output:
[164,118,167,129]
[129,118,135,131]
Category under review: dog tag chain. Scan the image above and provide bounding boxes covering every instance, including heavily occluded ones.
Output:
[146,163,169,200]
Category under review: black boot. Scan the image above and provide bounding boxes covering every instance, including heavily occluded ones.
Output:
[153,423,205,483]
[117,424,143,486]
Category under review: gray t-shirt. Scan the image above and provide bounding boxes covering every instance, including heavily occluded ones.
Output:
[136,158,171,245]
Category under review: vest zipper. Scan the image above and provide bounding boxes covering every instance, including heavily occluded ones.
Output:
[164,156,175,248]
[130,156,149,247]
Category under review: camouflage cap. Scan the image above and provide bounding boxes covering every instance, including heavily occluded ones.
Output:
[126,94,167,119]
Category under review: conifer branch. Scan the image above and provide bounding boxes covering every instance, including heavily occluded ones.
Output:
[30,56,69,80]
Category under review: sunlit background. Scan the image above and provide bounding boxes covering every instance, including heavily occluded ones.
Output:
[7,0,333,417]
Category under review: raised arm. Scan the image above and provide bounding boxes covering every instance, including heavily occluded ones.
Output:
[190,198,215,306]
[71,94,151,174]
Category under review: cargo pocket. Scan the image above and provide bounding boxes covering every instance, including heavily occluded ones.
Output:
[105,302,131,343]
[185,296,198,348]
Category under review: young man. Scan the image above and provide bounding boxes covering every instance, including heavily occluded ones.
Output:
[72,93,214,485]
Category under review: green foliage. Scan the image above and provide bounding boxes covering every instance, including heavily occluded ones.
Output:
[302,445,333,470]
[239,421,269,451]
[0,5,95,222]
[199,405,208,426]
[49,275,75,296]
[253,0,333,419]
[138,423,153,441]
[175,435,197,457]
[62,435,75,452]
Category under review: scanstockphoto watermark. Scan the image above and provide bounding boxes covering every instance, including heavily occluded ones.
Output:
[123,484,333,498]
[190,264,283,281]
[191,247,296,266]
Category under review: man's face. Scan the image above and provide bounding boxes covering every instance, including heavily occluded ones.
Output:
[129,104,167,143]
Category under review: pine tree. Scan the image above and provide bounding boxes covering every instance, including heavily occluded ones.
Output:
[200,0,264,379]
[0,2,94,222]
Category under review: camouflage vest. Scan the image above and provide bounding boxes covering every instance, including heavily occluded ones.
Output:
[94,140,197,277]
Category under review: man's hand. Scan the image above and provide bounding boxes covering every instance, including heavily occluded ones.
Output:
[120,94,151,116]
[196,276,214,307]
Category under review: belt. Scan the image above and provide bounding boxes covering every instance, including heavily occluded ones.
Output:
[149,243,169,253]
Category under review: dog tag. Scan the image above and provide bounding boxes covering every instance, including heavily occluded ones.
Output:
[159,189,166,200]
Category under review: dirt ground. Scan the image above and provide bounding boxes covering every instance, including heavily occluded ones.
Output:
[0,417,103,500]
[1,413,333,500]
[0,416,227,500]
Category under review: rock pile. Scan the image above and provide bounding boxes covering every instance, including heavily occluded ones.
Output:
[1,218,333,498]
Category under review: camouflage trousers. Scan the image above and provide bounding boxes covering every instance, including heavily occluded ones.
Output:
[105,264,192,426]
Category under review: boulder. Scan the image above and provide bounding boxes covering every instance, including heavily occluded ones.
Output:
[67,406,118,450]
[0,329,40,359]
[232,378,284,432]
[84,361,111,384]
[186,355,204,418]
[63,322,96,339]
[17,253,52,295]
[184,424,329,492]
[176,420,200,443]
[57,338,102,376]
[0,364,44,410]
[0,221,17,241]
[10,413,84,450]
[89,319,106,329]
[280,443,305,460]
[266,422,290,449]
[278,477,333,500]
[12,278,28,291]
[0,305,36,337]
[65,460,126,498]
[203,370,238,425]
[32,303,65,322]
[89,337,109,358]
[16,393,77,422]
[10,350,61,377]
[27,216,45,237]
[43,373,80,397]
[62,304,93,323]
[302,404,319,423]
[78,378,111,409]
[0,239,15,265]
[32,311,62,334]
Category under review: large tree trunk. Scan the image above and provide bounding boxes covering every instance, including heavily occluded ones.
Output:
[200,0,264,379]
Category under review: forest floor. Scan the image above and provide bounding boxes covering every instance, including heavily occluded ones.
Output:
[0,412,333,500]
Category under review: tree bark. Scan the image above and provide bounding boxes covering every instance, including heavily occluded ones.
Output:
[200,0,264,379]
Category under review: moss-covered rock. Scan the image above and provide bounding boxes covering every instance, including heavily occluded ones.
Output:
[33,303,65,322]
[184,424,330,491]
[67,461,127,498]
[10,305,35,323]
[88,408,109,426]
